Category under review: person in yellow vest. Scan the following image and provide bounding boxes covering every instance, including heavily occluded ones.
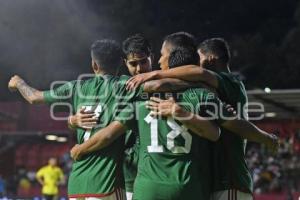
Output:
[36,157,64,200]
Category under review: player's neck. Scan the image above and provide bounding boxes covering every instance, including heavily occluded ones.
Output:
[95,70,116,76]
[215,64,230,73]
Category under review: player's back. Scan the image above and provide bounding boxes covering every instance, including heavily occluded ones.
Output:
[134,88,215,200]
[71,75,134,142]
[61,74,141,197]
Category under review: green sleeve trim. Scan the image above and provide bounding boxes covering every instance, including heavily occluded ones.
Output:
[43,90,52,104]
[137,84,144,96]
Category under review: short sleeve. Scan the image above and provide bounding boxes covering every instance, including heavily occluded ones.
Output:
[43,81,77,104]
[58,168,64,180]
[114,102,137,131]
[216,72,248,119]
[36,168,44,178]
[182,89,236,125]
[115,75,144,102]
[216,73,236,98]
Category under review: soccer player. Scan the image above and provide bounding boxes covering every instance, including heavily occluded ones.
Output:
[69,36,276,199]
[66,46,225,200]
[68,34,154,200]
[68,33,278,200]
[122,34,153,75]
[122,34,152,200]
[198,38,252,200]
[36,157,64,200]
[126,35,278,200]
[8,39,144,200]
[126,33,278,150]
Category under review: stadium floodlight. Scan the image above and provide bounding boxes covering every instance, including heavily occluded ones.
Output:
[57,137,68,142]
[264,87,271,93]
[46,134,58,141]
[265,112,276,117]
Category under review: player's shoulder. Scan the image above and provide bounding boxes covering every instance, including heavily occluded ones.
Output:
[218,72,243,87]
[218,72,246,93]
[112,75,130,91]
[38,165,49,172]
[56,79,80,89]
[80,74,125,87]
[54,166,63,173]
[98,75,131,85]
[116,75,131,84]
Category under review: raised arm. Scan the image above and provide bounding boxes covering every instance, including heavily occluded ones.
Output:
[220,119,279,152]
[147,96,279,153]
[126,65,218,90]
[153,65,218,87]
[8,75,44,104]
[70,121,126,160]
[143,78,207,93]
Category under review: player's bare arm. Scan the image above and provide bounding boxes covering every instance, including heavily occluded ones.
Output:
[126,65,218,90]
[147,96,279,153]
[68,107,98,130]
[221,119,279,154]
[8,75,44,104]
[143,78,207,93]
[70,121,126,161]
[146,97,220,141]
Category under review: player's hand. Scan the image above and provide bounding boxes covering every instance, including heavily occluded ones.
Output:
[69,108,98,130]
[266,133,280,155]
[146,97,182,118]
[70,144,83,161]
[8,75,24,91]
[126,71,156,91]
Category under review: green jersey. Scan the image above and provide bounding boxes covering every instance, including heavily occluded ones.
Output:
[123,129,139,192]
[212,72,253,193]
[43,75,142,198]
[119,88,231,200]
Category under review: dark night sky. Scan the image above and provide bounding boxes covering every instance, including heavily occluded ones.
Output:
[1,0,299,101]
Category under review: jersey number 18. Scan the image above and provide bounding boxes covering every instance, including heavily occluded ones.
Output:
[144,113,192,154]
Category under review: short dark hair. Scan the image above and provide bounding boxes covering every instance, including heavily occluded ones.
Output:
[198,38,231,64]
[122,34,152,57]
[168,47,199,69]
[91,39,122,72]
[164,32,197,51]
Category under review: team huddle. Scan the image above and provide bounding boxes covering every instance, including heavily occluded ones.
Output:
[8,32,279,200]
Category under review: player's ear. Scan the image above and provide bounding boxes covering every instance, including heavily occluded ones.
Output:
[124,58,128,66]
[92,60,100,73]
[208,55,214,62]
[150,54,154,63]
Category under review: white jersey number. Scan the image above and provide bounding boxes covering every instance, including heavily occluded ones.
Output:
[82,104,102,141]
[144,114,192,154]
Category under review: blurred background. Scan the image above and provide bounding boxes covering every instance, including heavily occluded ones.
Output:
[0,0,300,199]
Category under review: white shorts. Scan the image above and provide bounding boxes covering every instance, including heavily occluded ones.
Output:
[126,192,133,200]
[211,189,253,200]
[69,188,126,200]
